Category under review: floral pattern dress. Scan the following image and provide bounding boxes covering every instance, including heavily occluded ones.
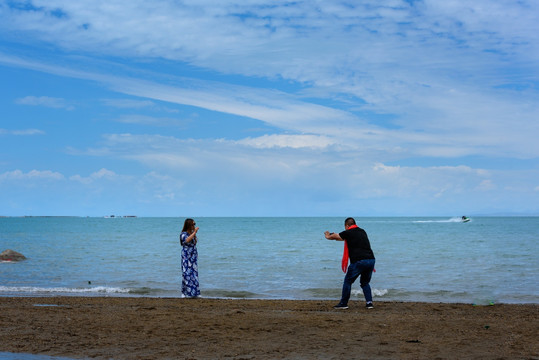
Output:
[180,231,200,297]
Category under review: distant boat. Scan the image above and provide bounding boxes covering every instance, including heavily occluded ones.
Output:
[461,216,470,223]
[104,215,137,218]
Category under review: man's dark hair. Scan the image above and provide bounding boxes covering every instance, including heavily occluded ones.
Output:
[344,217,356,227]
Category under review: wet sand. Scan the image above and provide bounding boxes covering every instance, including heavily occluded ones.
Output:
[0,297,537,359]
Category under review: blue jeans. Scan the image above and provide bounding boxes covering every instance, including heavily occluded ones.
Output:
[340,259,376,305]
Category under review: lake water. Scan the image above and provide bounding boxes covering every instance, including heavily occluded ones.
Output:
[1,216,537,304]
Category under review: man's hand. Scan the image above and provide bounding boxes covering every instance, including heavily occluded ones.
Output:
[325,231,342,241]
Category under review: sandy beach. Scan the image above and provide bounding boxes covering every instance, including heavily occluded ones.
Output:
[0,297,537,359]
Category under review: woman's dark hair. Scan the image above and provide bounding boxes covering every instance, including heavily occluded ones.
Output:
[182,218,196,232]
[344,217,356,227]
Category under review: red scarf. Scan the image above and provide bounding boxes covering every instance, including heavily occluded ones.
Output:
[341,225,358,272]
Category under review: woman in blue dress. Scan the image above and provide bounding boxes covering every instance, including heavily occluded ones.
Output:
[179,218,200,298]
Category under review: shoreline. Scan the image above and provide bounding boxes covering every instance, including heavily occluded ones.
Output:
[1,297,537,359]
[1,292,537,305]
[2,294,537,305]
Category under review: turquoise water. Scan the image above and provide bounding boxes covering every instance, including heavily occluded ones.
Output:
[1,216,537,304]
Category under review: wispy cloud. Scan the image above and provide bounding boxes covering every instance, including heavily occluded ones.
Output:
[0,128,45,135]
[112,114,188,127]
[101,98,179,113]
[1,0,538,159]
[101,99,157,109]
[15,95,75,110]
[1,52,536,162]
[0,0,537,215]
[237,134,334,149]
[0,169,64,181]
[69,168,119,185]
[57,130,537,217]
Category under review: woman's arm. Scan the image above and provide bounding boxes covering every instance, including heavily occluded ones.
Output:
[184,227,199,243]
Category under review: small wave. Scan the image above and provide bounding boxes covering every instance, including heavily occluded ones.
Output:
[351,288,388,297]
[0,286,131,295]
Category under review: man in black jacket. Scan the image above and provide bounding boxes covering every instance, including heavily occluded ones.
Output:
[325,217,376,310]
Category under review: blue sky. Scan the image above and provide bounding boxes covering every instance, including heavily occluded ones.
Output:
[1,0,538,217]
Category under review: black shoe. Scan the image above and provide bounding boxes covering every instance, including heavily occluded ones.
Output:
[366,302,374,309]
[333,303,349,310]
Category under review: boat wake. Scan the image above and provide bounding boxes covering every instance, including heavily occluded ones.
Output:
[413,217,470,223]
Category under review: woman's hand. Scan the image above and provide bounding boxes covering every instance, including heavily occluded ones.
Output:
[185,227,199,243]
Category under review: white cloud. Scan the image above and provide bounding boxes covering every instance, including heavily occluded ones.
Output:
[101,98,156,109]
[2,0,538,159]
[74,132,511,204]
[112,114,187,127]
[135,171,185,202]
[0,128,45,135]
[15,96,75,110]
[69,168,119,184]
[3,51,536,160]
[0,1,538,215]
[101,98,179,113]
[236,134,334,149]
[344,163,491,199]
[0,169,64,181]
[3,1,537,90]
[476,179,496,191]
[107,76,360,134]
